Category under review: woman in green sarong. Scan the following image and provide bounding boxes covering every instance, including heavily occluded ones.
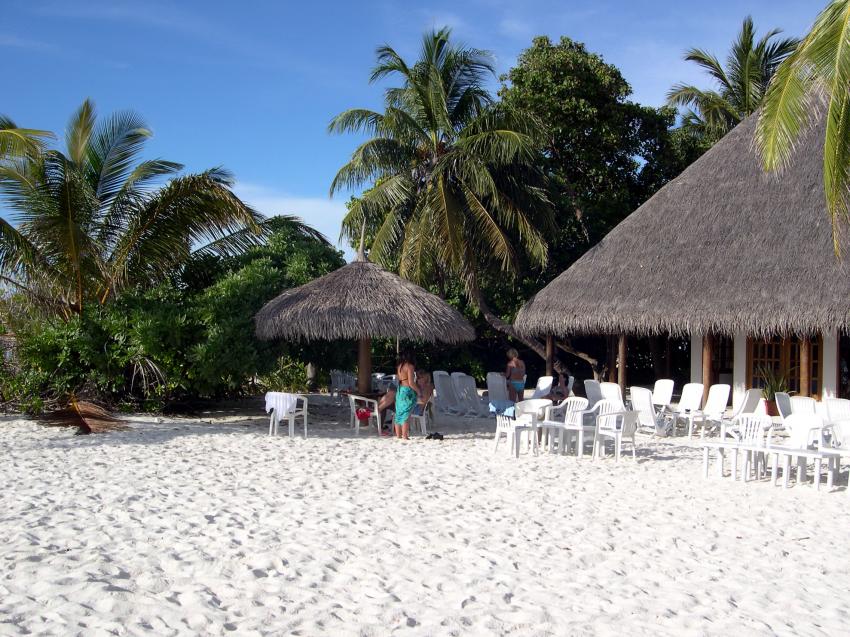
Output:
[394,350,418,439]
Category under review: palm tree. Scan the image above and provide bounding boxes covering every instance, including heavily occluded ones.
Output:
[756,0,850,253]
[0,99,311,316]
[667,16,799,140]
[0,116,53,159]
[329,28,557,363]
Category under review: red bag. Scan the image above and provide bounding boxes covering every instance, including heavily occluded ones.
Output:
[356,408,373,421]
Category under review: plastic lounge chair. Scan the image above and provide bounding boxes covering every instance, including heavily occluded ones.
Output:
[775,392,793,420]
[584,380,603,408]
[667,382,704,436]
[692,384,731,439]
[531,376,554,399]
[599,382,623,405]
[452,372,486,416]
[790,396,817,415]
[652,379,675,413]
[630,386,667,450]
[487,371,510,404]
[434,371,464,417]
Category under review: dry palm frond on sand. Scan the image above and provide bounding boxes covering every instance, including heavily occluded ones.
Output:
[39,399,126,435]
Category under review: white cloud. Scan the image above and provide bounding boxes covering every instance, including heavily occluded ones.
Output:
[0,33,55,51]
[234,183,354,260]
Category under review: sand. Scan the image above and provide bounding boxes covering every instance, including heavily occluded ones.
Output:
[1,396,849,636]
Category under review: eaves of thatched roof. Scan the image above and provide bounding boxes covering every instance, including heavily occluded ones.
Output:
[255,259,475,344]
[515,112,850,338]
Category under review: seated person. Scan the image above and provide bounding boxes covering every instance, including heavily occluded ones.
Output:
[377,385,396,433]
[414,370,434,416]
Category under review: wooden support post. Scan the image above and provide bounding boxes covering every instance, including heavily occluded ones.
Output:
[702,333,713,404]
[607,336,617,382]
[664,338,672,378]
[617,334,627,395]
[800,336,811,397]
[545,335,554,377]
[357,338,372,395]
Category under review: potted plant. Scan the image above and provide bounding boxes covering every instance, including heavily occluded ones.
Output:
[756,365,789,417]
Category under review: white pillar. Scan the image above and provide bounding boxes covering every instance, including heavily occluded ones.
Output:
[690,333,702,383]
[822,330,838,399]
[732,333,747,411]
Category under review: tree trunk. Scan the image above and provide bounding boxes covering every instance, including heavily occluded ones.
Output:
[555,339,604,380]
[465,277,570,375]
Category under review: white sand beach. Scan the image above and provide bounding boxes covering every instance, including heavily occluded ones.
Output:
[2,397,849,636]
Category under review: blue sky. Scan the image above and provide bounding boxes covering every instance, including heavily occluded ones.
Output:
[3,0,820,255]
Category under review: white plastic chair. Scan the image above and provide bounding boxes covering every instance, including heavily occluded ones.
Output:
[668,382,704,436]
[487,372,510,404]
[652,379,675,412]
[730,414,772,481]
[514,399,553,455]
[348,394,380,435]
[531,376,554,399]
[593,399,639,461]
[774,392,793,420]
[584,379,603,408]
[692,384,731,439]
[268,394,308,438]
[494,413,521,456]
[409,397,431,436]
[539,396,588,454]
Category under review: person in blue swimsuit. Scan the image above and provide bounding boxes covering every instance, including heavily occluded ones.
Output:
[505,348,526,401]
[394,350,418,439]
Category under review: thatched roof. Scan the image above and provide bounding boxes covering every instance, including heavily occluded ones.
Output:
[255,257,475,343]
[515,112,850,338]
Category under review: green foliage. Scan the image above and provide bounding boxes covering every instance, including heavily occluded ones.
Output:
[757,364,790,400]
[2,220,347,412]
[668,16,799,141]
[331,28,554,287]
[757,0,850,252]
[499,36,693,273]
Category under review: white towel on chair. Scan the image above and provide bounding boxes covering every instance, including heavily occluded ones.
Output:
[265,392,298,420]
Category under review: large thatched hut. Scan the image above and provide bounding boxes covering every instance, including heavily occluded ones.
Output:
[256,254,474,393]
[515,113,850,405]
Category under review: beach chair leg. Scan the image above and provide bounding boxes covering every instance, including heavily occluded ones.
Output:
[731,448,738,481]
[577,430,584,459]
[782,455,790,489]
[771,453,779,486]
[514,430,521,458]
[493,430,501,452]
[303,413,308,439]
[716,448,725,478]
[615,436,621,462]
[798,458,807,484]
[269,412,275,436]
[827,457,836,490]
[814,458,822,490]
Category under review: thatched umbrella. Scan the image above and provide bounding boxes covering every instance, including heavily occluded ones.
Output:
[255,238,474,394]
[514,111,850,340]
